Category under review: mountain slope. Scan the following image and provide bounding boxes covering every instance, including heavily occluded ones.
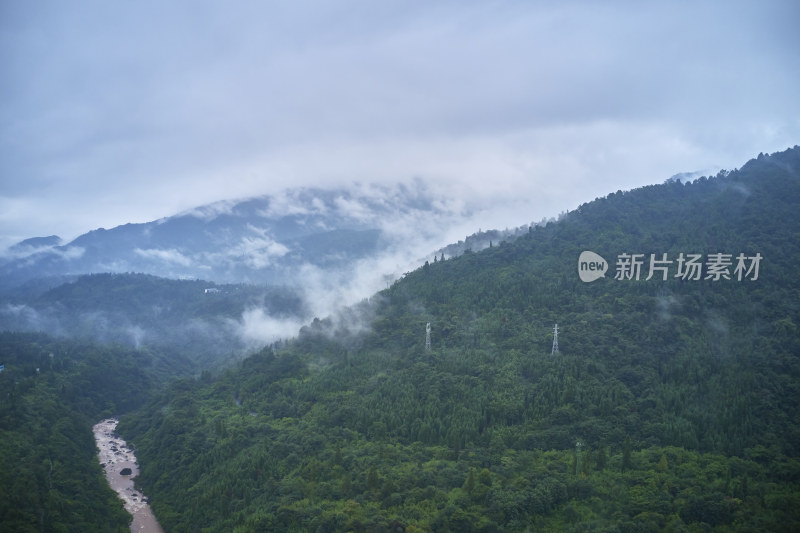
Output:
[119,147,800,531]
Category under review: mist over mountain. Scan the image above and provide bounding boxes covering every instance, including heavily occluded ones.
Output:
[7,235,63,253]
[0,181,477,295]
[0,273,311,377]
[0,181,495,368]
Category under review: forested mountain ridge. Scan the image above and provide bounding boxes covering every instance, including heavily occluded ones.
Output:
[118,147,800,531]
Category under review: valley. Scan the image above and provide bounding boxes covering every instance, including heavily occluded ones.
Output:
[1,147,799,531]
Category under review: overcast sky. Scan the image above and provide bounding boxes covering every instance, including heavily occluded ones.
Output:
[1,0,798,250]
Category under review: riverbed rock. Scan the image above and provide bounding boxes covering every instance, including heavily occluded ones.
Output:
[120,467,133,476]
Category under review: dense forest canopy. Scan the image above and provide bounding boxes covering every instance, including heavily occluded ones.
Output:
[117,147,800,531]
[1,147,799,531]
[0,332,151,532]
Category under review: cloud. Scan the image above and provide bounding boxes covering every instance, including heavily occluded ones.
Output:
[333,195,375,224]
[53,246,86,261]
[232,307,306,348]
[1,245,86,264]
[189,224,291,271]
[261,191,328,219]
[125,325,146,349]
[134,248,193,267]
[1,303,39,323]
[225,191,469,351]
[229,234,291,270]
[0,303,64,336]
[655,295,680,322]
[0,0,798,252]
[1,241,56,261]
[178,199,239,221]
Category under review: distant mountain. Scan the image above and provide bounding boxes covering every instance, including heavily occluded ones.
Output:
[7,234,62,252]
[0,182,469,291]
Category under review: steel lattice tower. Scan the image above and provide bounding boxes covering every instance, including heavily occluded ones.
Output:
[551,323,559,355]
[425,322,431,351]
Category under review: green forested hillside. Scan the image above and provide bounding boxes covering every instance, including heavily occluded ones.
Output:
[117,147,800,531]
[0,332,154,532]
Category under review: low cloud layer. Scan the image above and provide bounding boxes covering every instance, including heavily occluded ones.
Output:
[134,248,193,267]
[232,307,307,349]
[1,1,798,251]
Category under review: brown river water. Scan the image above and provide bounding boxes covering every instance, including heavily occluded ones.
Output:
[93,418,165,533]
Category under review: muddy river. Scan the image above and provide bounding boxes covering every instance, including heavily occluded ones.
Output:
[94,418,165,533]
